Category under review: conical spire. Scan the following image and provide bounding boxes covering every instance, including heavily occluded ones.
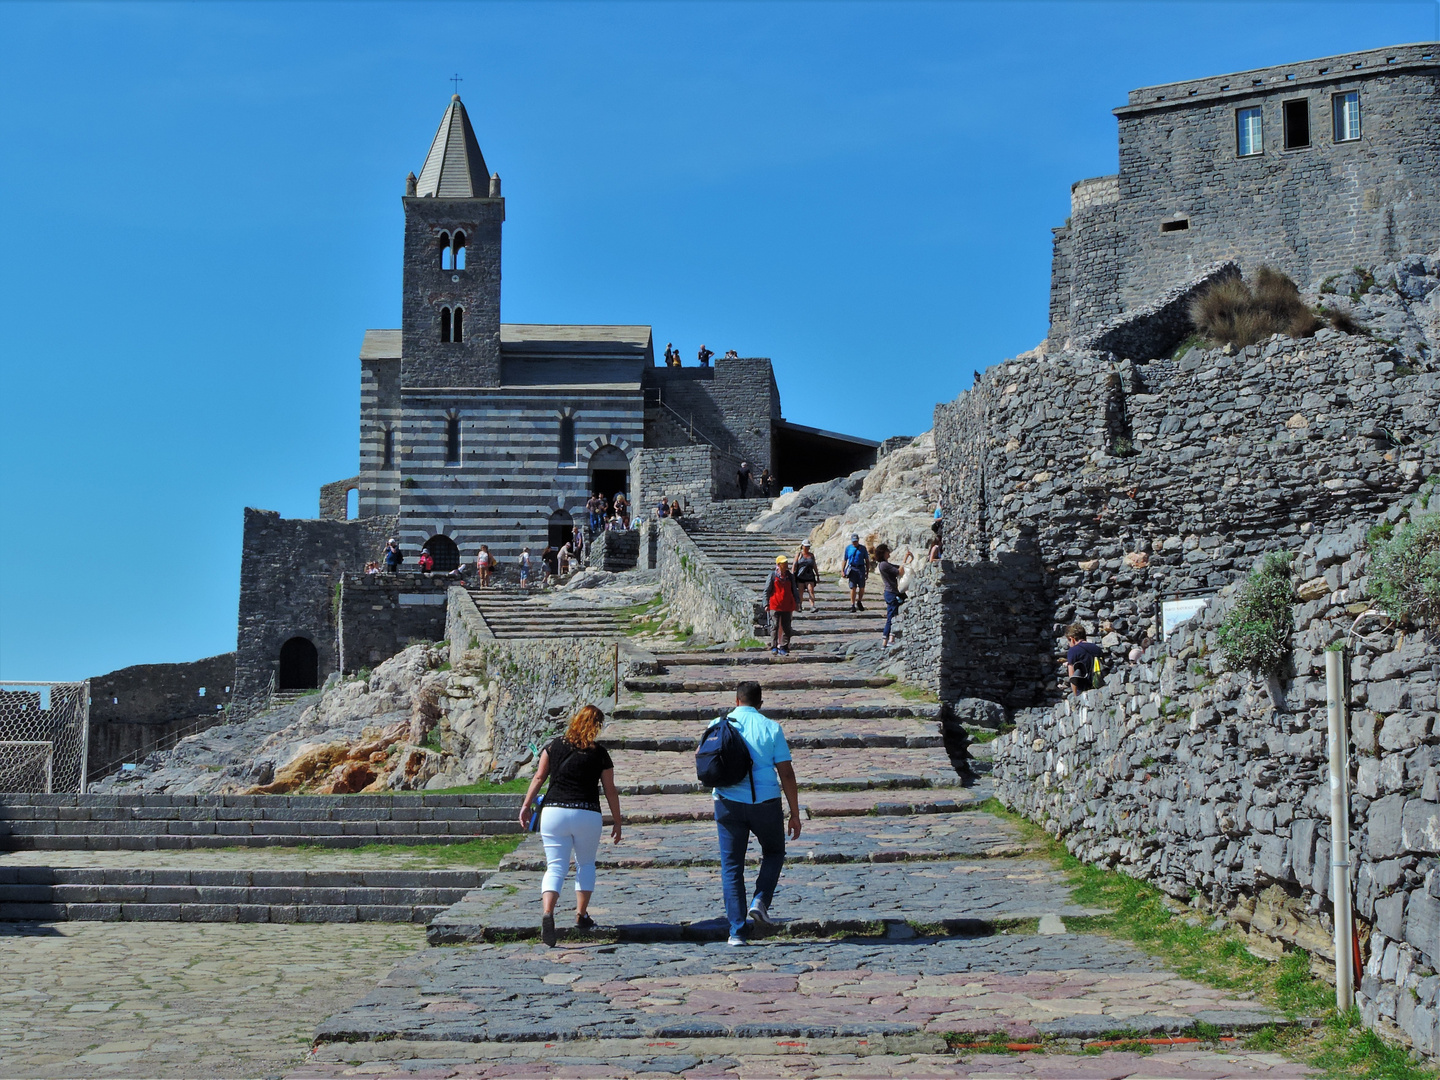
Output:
[414,95,490,198]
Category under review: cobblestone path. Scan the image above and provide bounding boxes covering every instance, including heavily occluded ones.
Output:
[0,921,422,1078]
[295,555,1313,1078]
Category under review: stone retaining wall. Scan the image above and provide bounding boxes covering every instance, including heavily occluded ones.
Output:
[337,575,450,675]
[992,513,1440,1053]
[655,519,765,644]
[441,589,657,779]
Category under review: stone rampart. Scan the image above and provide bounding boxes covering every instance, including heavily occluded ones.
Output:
[913,331,1440,709]
[992,514,1440,1053]
[655,518,765,644]
[87,654,236,777]
[235,509,398,700]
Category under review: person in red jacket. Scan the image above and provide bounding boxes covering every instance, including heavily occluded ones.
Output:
[764,555,799,656]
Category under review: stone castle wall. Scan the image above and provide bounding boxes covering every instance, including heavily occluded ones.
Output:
[234,509,397,700]
[336,574,450,676]
[87,653,236,777]
[909,330,1440,708]
[1050,44,1440,345]
[992,516,1440,1053]
[644,360,780,474]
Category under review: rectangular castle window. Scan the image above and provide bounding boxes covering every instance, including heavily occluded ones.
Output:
[1237,107,1263,156]
[445,414,461,464]
[1333,92,1361,142]
[1160,218,1190,233]
[1283,99,1310,149]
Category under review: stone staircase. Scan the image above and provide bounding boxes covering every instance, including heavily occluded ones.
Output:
[466,588,625,639]
[0,793,522,852]
[0,865,490,924]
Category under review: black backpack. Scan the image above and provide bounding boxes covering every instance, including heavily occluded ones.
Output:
[696,716,754,798]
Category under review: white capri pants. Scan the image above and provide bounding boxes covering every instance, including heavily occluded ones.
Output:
[539,806,603,894]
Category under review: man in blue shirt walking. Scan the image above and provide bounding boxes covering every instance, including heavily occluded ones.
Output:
[709,681,802,946]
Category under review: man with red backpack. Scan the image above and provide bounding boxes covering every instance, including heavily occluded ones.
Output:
[764,555,799,656]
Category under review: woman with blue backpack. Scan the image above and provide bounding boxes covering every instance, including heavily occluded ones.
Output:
[518,704,623,947]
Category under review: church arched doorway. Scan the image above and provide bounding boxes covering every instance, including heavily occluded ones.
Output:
[423,535,460,573]
[587,445,630,503]
[278,637,319,690]
[548,510,575,549]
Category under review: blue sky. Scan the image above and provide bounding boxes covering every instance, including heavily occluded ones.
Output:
[1,0,1436,680]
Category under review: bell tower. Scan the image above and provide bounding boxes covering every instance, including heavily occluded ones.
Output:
[400,95,504,388]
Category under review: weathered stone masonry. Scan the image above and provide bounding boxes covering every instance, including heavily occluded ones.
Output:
[993,517,1440,1053]
[1051,44,1440,346]
[907,330,1440,709]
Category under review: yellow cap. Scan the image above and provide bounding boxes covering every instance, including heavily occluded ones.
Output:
[775,555,788,564]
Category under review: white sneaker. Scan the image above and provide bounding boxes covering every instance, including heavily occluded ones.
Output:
[747,900,773,926]
[727,934,748,946]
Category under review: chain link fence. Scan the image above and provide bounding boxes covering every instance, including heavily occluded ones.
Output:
[0,682,90,793]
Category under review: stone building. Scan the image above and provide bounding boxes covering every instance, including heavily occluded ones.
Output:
[229,95,875,699]
[1050,43,1440,347]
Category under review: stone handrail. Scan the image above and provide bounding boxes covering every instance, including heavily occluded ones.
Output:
[446,587,495,668]
[656,518,766,644]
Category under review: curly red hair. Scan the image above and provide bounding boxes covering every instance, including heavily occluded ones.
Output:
[564,704,605,750]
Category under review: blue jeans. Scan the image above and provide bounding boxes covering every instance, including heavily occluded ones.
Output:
[883,590,901,639]
[714,796,786,936]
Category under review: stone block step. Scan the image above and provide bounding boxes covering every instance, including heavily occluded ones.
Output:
[426,859,1100,944]
[499,811,1034,869]
[0,866,490,887]
[608,747,962,795]
[601,716,941,752]
[0,793,522,809]
[0,901,448,923]
[612,690,940,721]
[653,652,847,666]
[620,783,993,822]
[0,819,520,838]
[626,671,895,693]
[0,883,472,906]
[0,830,519,852]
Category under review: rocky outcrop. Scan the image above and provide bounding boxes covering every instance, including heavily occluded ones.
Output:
[806,432,940,572]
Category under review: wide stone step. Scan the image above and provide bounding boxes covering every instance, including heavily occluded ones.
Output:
[620,783,992,822]
[0,866,490,887]
[625,672,895,692]
[425,859,1099,944]
[654,652,848,666]
[0,828,521,852]
[607,747,962,795]
[612,688,940,721]
[0,901,449,923]
[500,811,1034,870]
[0,883,473,907]
[0,793,522,809]
[0,818,519,836]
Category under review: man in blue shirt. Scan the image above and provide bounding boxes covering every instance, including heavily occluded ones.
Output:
[709,681,802,945]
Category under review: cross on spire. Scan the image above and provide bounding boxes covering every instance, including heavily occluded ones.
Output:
[450,74,463,95]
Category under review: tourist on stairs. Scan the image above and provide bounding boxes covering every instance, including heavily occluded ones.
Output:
[701,681,801,946]
[476,545,493,587]
[519,705,623,947]
[737,461,752,497]
[793,542,819,612]
[764,555,799,656]
[874,544,912,648]
[843,533,870,612]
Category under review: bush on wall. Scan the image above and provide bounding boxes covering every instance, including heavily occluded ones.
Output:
[1218,552,1296,675]
[1189,266,1320,348]
[1368,512,1440,624]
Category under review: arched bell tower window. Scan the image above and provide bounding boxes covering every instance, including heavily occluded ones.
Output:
[439,232,452,270]
[453,307,464,343]
[440,307,452,343]
[454,232,467,270]
[445,411,461,464]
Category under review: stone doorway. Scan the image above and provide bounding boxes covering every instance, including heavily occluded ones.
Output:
[278,637,318,690]
[588,445,630,503]
[423,534,460,573]
[548,511,575,549]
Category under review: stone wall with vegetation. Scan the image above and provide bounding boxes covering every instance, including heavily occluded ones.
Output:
[440,588,657,781]
[993,505,1440,1054]
[655,518,764,644]
[913,326,1440,709]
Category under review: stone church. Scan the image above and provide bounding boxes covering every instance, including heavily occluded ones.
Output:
[231,95,877,700]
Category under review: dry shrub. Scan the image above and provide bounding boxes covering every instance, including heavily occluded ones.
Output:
[1327,307,1360,334]
[1189,266,1320,347]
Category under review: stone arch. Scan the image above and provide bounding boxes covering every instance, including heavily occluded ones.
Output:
[578,433,633,463]
[278,637,318,691]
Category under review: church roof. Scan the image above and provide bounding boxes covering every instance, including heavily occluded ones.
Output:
[415,96,490,198]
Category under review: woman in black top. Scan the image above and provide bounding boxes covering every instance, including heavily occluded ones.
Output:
[873,544,913,648]
[519,704,623,946]
[792,542,819,612]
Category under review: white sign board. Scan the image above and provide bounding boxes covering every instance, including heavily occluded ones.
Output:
[1162,597,1211,638]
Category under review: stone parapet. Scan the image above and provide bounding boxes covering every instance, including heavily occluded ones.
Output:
[655,519,765,644]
